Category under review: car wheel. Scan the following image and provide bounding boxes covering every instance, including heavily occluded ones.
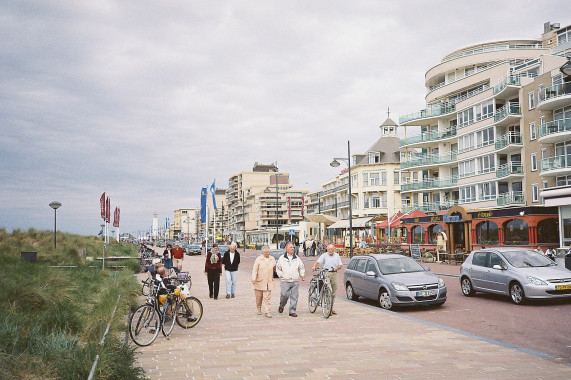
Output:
[346,283,356,301]
[510,282,526,305]
[461,277,475,296]
[378,289,392,310]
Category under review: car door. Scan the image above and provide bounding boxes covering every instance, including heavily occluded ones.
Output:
[485,253,509,294]
[468,251,489,290]
[351,259,368,295]
[362,258,380,299]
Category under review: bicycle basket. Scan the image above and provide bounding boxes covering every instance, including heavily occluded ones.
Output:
[177,271,190,280]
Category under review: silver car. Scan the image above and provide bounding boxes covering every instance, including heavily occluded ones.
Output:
[460,248,571,304]
[344,254,447,310]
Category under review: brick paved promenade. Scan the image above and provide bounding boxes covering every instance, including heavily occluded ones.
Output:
[135,253,570,379]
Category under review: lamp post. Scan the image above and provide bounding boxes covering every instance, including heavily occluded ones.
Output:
[275,173,279,249]
[49,201,61,250]
[242,190,246,252]
[330,140,353,258]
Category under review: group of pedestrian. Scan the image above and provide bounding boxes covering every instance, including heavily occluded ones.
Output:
[302,239,324,257]
[162,243,185,271]
[204,242,240,300]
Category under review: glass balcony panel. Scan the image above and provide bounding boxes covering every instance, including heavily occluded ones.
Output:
[399,127,457,147]
[494,102,521,123]
[538,82,571,103]
[538,117,571,138]
[495,131,522,150]
[540,155,570,172]
[400,151,457,169]
[497,191,524,206]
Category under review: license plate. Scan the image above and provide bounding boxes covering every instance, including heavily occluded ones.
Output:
[416,290,436,297]
[555,284,571,290]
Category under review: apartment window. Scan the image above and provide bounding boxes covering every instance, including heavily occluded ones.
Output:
[478,182,497,200]
[393,171,399,185]
[369,172,380,185]
[528,92,535,110]
[368,152,381,164]
[541,149,547,160]
[531,153,538,171]
[460,185,476,203]
[371,194,380,208]
[543,181,548,189]
[477,154,495,174]
[352,174,358,187]
[380,171,387,185]
[363,173,368,187]
[553,74,563,86]
[381,192,387,208]
[532,184,539,202]
[352,156,357,166]
[529,122,536,141]
[363,194,369,208]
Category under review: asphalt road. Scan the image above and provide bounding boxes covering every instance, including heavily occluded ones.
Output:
[228,248,571,364]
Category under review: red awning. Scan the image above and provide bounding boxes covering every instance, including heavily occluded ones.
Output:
[403,209,427,219]
[376,211,404,229]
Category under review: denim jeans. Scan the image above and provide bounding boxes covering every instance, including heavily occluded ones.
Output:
[225,270,237,295]
[279,281,299,314]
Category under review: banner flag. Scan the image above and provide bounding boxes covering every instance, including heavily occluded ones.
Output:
[287,198,291,219]
[210,180,217,210]
[100,192,105,219]
[301,195,305,217]
[97,228,103,236]
[117,207,120,227]
[105,197,110,223]
[200,187,207,222]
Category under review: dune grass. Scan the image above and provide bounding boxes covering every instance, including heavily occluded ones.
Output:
[0,228,146,379]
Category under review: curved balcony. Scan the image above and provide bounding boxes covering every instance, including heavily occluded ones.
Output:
[496,162,523,178]
[399,103,456,126]
[399,127,457,148]
[538,117,571,144]
[401,176,458,193]
[400,151,457,170]
[497,191,524,207]
[401,200,458,214]
[495,131,522,154]
[537,82,571,111]
[494,102,521,127]
[540,155,571,177]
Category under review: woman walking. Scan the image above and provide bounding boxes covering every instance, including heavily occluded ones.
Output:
[251,245,276,317]
[205,243,222,299]
[163,243,173,269]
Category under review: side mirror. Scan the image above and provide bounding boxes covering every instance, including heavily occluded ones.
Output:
[492,264,504,270]
[365,270,377,277]
[424,266,431,271]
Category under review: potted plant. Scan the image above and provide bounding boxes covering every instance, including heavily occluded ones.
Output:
[422,252,434,263]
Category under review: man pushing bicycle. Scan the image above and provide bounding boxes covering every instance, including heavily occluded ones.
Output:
[312,244,343,315]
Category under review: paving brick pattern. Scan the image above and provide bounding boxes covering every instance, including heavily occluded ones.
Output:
[135,254,570,379]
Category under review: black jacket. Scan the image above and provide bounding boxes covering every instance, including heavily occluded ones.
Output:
[222,250,240,271]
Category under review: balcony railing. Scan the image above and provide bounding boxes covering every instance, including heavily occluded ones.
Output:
[495,131,522,150]
[497,191,524,206]
[440,43,544,63]
[401,176,458,192]
[399,127,457,147]
[496,162,523,178]
[494,102,521,123]
[539,117,571,138]
[493,74,521,94]
[540,155,571,172]
[538,81,571,104]
[401,200,458,214]
[400,151,457,169]
[399,103,456,124]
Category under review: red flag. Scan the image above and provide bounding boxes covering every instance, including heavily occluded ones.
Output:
[106,197,110,223]
[113,207,118,227]
[117,207,120,227]
[301,196,305,217]
[100,192,105,219]
[288,198,291,219]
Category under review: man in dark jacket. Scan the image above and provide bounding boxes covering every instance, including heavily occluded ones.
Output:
[222,242,240,298]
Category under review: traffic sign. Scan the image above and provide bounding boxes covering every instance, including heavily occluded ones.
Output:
[180,232,185,238]
[289,229,295,235]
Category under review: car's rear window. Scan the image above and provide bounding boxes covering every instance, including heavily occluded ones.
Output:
[501,250,554,268]
[376,257,424,274]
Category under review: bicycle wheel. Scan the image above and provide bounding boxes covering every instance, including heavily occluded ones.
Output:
[129,304,160,346]
[161,299,177,337]
[308,283,318,313]
[142,279,151,296]
[176,296,203,329]
[321,286,333,319]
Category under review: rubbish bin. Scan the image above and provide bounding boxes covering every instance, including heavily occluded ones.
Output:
[566,253,571,271]
[21,251,37,263]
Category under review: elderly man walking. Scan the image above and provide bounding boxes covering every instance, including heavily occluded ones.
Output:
[276,242,305,317]
[312,244,343,315]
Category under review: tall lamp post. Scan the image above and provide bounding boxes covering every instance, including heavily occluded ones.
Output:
[330,140,353,258]
[49,201,62,250]
[242,190,246,252]
[275,173,279,249]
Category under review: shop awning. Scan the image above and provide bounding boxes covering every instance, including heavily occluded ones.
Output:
[327,217,374,229]
[376,212,404,229]
[305,213,340,225]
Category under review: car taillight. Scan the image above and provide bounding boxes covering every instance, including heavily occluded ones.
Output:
[459,265,463,271]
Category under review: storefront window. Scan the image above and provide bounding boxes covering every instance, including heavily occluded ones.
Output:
[504,219,529,245]
[562,206,571,247]
[428,224,443,244]
[412,225,424,244]
[537,218,559,244]
[477,221,499,245]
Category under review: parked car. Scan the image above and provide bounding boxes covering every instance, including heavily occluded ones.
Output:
[343,254,447,310]
[218,245,230,258]
[186,243,202,256]
[460,248,571,305]
[269,249,285,278]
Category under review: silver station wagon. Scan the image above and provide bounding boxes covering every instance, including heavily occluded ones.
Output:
[460,248,571,304]
[344,254,447,310]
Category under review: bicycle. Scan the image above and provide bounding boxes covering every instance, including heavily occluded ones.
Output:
[308,267,334,318]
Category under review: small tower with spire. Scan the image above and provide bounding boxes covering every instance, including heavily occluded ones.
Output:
[380,106,398,137]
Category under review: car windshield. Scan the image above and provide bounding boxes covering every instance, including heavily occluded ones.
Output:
[501,250,556,268]
[376,257,425,275]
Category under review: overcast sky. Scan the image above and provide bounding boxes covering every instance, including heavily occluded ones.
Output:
[1,1,569,236]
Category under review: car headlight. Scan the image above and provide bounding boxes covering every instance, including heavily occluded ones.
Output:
[438,278,446,288]
[391,282,408,291]
[526,276,547,286]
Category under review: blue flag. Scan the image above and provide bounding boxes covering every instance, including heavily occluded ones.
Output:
[200,187,207,222]
[210,180,217,210]
[97,228,103,236]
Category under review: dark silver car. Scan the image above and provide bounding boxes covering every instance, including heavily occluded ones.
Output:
[344,254,447,309]
[460,248,571,304]
[186,243,202,256]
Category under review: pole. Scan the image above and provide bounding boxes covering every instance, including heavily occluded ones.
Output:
[275,174,279,249]
[348,140,353,258]
[53,208,57,250]
[242,191,246,252]
[221,203,224,242]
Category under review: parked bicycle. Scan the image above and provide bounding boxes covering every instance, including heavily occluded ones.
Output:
[308,267,334,318]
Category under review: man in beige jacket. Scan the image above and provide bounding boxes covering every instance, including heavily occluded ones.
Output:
[276,242,305,317]
[251,245,276,317]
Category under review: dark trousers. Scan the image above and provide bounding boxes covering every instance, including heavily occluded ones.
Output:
[207,269,220,298]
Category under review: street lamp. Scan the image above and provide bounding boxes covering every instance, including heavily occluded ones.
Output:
[49,201,61,250]
[275,173,279,249]
[330,140,353,258]
[560,58,571,78]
